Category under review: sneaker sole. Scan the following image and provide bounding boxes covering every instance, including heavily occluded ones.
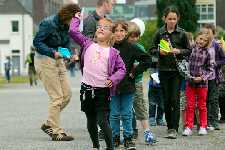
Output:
[214,127,220,130]
[182,133,192,136]
[52,139,74,141]
[198,132,207,136]
[52,137,74,141]
[182,134,192,136]
[125,147,136,150]
[198,134,207,136]
[165,135,177,139]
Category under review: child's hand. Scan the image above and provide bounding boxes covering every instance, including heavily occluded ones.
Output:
[70,54,79,62]
[105,80,113,88]
[171,48,180,55]
[160,50,168,56]
[129,73,135,79]
[74,12,81,19]
[54,52,62,59]
[193,76,202,83]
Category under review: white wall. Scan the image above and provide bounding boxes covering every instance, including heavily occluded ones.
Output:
[0,14,33,76]
[64,0,78,4]
[0,44,10,75]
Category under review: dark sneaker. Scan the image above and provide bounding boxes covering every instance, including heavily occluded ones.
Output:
[207,125,215,131]
[133,129,138,140]
[41,124,53,137]
[156,119,166,126]
[52,133,74,141]
[98,129,104,141]
[166,129,177,139]
[149,117,156,126]
[213,124,220,130]
[113,135,120,148]
[124,137,136,150]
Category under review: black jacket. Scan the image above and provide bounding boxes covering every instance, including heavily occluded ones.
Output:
[113,40,151,94]
[150,26,191,71]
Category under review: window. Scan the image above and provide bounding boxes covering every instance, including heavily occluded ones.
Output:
[201,5,207,12]
[208,6,214,13]
[196,4,215,21]
[124,6,134,14]
[12,49,20,53]
[208,14,214,19]
[11,21,19,32]
[135,5,150,18]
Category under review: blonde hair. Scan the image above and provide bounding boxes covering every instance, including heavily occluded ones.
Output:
[94,18,115,46]
[186,32,193,41]
[195,32,211,48]
[99,18,114,29]
[127,22,141,38]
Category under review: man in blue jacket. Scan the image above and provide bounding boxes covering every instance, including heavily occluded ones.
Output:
[33,4,81,141]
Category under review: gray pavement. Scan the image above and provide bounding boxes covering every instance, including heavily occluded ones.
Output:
[0,72,225,150]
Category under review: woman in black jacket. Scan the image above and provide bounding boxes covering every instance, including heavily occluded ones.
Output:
[150,6,191,139]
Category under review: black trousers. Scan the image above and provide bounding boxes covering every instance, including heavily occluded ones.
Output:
[207,80,219,126]
[81,85,113,149]
[159,71,181,131]
[219,91,225,120]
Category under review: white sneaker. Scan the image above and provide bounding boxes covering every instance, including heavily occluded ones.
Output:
[182,128,192,136]
[198,127,207,135]
[207,126,215,131]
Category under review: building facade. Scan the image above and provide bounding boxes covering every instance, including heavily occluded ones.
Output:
[134,0,156,20]
[80,0,156,21]
[0,0,33,76]
[33,0,64,25]
[32,0,77,29]
[216,0,225,29]
[196,0,216,28]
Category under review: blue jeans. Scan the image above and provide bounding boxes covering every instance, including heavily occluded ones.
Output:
[5,70,10,82]
[132,108,137,130]
[69,67,75,77]
[110,93,134,138]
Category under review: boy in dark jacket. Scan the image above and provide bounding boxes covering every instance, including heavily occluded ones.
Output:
[110,20,152,150]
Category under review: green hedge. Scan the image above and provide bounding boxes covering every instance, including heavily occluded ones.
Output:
[0,76,29,85]
[139,19,157,51]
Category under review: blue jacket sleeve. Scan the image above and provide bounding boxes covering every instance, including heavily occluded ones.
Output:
[33,21,56,58]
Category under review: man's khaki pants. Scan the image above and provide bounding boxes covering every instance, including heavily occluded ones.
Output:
[35,57,72,134]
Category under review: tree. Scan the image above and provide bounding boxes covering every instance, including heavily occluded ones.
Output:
[139,20,157,50]
[156,0,199,32]
[217,26,225,39]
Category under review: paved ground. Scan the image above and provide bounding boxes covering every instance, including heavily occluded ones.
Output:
[0,72,225,150]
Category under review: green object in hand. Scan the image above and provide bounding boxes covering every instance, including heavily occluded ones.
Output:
[159,39,171,53]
